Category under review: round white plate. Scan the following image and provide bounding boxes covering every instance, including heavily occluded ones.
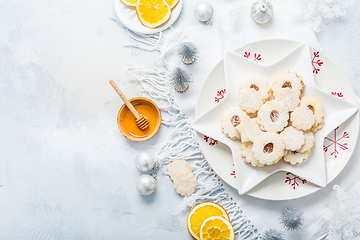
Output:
[114,0,183,35]
[195,39,359,200]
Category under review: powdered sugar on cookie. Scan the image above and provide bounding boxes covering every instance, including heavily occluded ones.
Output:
[220,70,323,167]
[168,159,197,196]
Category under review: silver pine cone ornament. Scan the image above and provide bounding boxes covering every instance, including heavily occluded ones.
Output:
[178,42,198,65]
[170,68,192,93]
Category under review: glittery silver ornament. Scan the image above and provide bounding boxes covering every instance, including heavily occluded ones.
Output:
[251,1,273,24]
[280,207,303,231]
[262,228,285,240]
[136,174,156,195]
[178,42,198,65]
[135,151,156,172]
[194,2,214,25]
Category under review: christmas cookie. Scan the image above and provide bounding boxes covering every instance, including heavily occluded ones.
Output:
[240,142,265,167]
[168,159,197,196]
[299,96,324,130]
[290,105,316,131]
[272,90,301,112]
[310,121,324,132]
[168,159,192,181]
[298,131,315,153]
[252,132,285,166]
[220,106,247,139]
[283,150,311,165]
[257,100,289,133]
[235,115,263,143]
[280,126,305,151]
[272,71,305,93]
[239,76,270,100]
[238,89,265,114]
[272,71,305,111]
[173,171,197,196]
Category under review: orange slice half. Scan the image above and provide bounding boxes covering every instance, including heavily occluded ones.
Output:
[200,216,235,240]
[135,0,171,29]
[165,0,179,9]
[120,0,136,7]
[187,202,230,240]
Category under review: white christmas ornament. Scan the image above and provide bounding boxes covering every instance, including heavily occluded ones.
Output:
[251,1,273,24]
[136,174,156,195]
[315,185,360,239]
[135,151,156,172]
[194,2,214,24]
[291,0,346,32]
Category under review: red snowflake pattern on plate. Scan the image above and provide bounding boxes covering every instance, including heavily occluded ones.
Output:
[285,172,307,190]
[203,135,218,146]
[332,92,345,100]
[215,89,226,103]
[209,89,224,146]
[312,51,323,74]
[324,127,349,158]
[244,52,262,61]
[230,164,236,178]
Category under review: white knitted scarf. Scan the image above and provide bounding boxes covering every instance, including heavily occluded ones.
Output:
[124,29,259,239]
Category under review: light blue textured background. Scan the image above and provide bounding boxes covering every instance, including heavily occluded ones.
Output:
[0,0,359,239]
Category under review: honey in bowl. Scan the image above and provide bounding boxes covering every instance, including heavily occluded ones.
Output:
[118,97,161,142]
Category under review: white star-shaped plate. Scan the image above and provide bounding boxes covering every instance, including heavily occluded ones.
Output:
[192,43,358,195]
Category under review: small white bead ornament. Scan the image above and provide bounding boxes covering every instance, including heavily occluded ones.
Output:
[135,151,157,172]
[136,174,156,195]
[194,2,214,25]
[251,1,273,24]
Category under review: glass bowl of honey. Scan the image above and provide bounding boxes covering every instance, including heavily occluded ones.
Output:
[117,97,161,142]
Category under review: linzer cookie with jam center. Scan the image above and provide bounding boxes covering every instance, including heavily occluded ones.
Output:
[219,70,324,168]
[283,150,311,165]
[220,106,247,140]
[271,71,305,111]
[252,132,285,166]
[257,100,289,133]
[235,115,262,143]
[238,76,270,114]
[290,105,316,131]
[240,142,265,167]
[299,96,324,132]
[239,76,270,100]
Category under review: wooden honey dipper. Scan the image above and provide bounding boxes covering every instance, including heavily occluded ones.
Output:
[109,80,149,131]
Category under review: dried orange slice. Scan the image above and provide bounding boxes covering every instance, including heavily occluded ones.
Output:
[187,202,230,240]
[135,0,171,29]
[120,0,136,7]
[164,0,179,9]
[200,216,235,240]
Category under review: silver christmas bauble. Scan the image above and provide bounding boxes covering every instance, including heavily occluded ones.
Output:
[251,1,273,24]
[194,2,214,25]
[136,174,156,195]
[135,151,156,172]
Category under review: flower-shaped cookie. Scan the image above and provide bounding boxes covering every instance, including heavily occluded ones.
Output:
[192,43,358,195]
